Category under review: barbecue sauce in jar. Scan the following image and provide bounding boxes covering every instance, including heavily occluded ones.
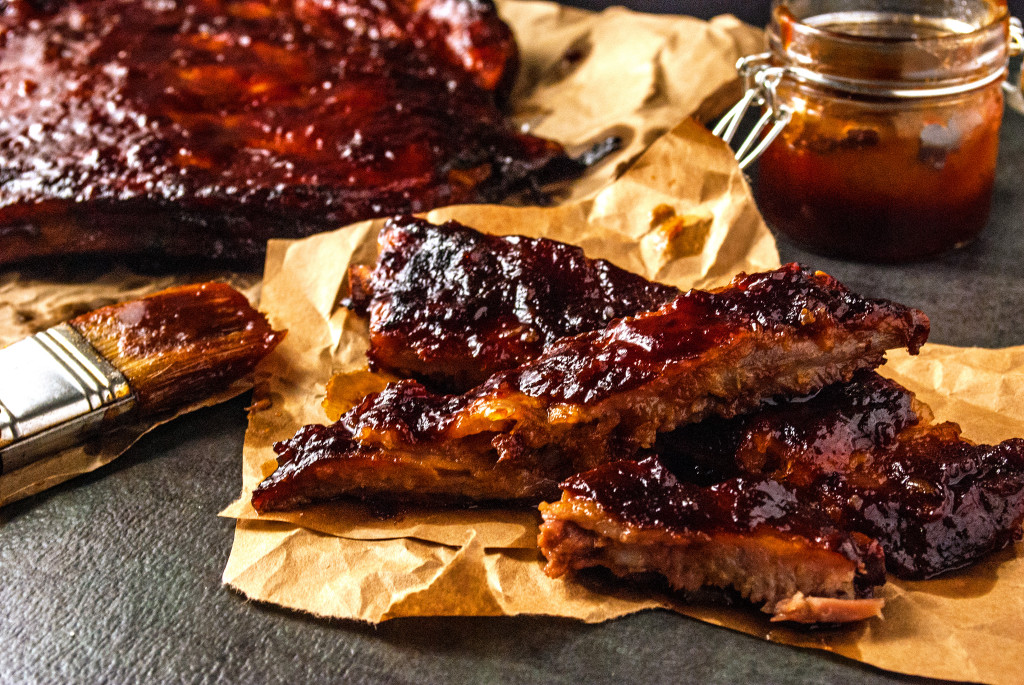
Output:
[757,0,1012,262]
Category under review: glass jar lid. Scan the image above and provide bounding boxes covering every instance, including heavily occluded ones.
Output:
[768,0,1012,97]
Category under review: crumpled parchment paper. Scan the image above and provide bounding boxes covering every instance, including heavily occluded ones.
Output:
[223,115,1024,685]
[225,223,1024,683]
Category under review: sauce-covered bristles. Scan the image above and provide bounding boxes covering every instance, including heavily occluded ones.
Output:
[70,282,284,414]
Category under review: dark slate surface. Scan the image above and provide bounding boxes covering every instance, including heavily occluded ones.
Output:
[3,1,1023,683]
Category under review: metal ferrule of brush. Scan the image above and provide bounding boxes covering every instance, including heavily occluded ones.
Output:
[0,324,135,475]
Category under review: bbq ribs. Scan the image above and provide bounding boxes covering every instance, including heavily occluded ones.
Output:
[252,264,929,511]
[0,0,568,264]
[541,372,1024,599]
[254,215,1024,621]
[538,456,888,623]
[346,216,681,391]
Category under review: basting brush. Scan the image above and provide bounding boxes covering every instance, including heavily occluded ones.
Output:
[0,282,284,474]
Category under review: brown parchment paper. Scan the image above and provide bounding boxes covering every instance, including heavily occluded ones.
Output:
[498,1,765,202]
[225,246,1024,684]
[0,269,261,508]
[221,112,1016,684]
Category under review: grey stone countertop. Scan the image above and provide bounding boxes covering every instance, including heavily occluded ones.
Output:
[3,2,1023,683]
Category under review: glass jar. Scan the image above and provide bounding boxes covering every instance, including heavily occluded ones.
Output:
[753,0,1013,262]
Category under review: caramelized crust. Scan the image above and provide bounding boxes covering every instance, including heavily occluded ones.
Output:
[540,376,1024,618]
[252,265,929,511]
[254,421,560,509]
[0,0,566,264]
[347,216,680,391]
[660,372,1024,578]
[538,457,886,623]
[658,370,921,486]
[70,282,284,413]
[810,429,1024,578]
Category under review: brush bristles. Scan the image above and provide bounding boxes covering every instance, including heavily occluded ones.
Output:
[70,282,284,414]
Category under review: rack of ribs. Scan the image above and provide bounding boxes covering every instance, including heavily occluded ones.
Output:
[658,372,1024,578]
[346,216,681,391]
[0,0,568,265]
[252,264,929,511]
[538,456,889,624]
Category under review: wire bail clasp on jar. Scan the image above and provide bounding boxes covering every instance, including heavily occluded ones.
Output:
[1004,16,1024,111]
[712,53,792,170]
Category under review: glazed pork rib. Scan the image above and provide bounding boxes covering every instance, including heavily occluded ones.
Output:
[825,425,1024,578]
[346,216,680,391]
[0,0,567,265]
[660,372,1024,578]
[538,456,888,624]
[252,265,929,511]
[539,375,1024,612]
[658,369,922,487]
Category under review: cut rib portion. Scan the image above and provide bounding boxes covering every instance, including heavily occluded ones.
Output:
[0,0,567,265]
[346,216,680,391]
[538,457,887,623]
[252,264,929,511]
[659,372,1024,578]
